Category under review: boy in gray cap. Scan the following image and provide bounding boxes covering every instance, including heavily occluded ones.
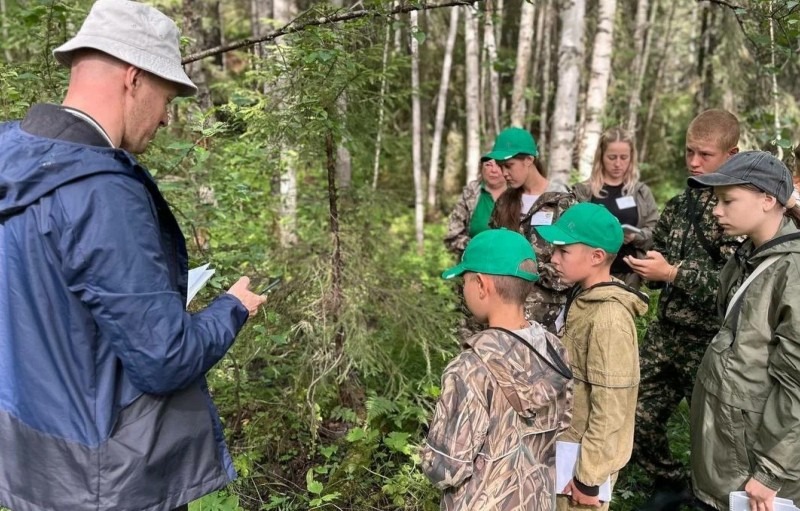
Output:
[688,152,800,511]
[0,1,265,510]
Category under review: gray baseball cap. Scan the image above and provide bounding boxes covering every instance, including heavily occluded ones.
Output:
[687,151,793,205]
[53,0,197,97]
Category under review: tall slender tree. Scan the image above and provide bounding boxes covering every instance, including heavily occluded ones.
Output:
[427,7,461,210]
[510,0,536,127]
[578,0,617,179]
[464,4,481,184]
[410,10,424,251]
[549,0,586,185]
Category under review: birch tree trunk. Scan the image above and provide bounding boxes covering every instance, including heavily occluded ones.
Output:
[1,0,11,63]
[538,0,554,152]
[578,0,617,179]
[626,0,650,135]
[510,0,536,127]
[427,7,460,210]
[372,23,392,189]
[250,0,273,59]
[410,10,425,251]
[464,5,481,184]
[443,124,465,199]
[548,0,586,186]
[483,0,500,140]
[274,0,299,247]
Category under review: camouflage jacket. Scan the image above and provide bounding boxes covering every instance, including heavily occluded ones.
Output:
[491,188,576,309]
[651,188,742,331]
[444,180,482,256]
[421,324,573,511]
[559,282,648,488]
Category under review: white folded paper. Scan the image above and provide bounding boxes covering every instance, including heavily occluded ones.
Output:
[730,491,799,511]
[187,263,215,307]
[556,441,613,502]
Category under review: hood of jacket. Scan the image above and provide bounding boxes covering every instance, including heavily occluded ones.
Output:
[569,281,649,318]
[0,121,138,218]
[465,323,572,419]
[745,218,800,263]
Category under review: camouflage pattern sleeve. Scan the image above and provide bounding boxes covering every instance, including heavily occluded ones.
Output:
[534,193,577,292]
[421,357,488,490]
[444,181,481,256]
[651,194,680,256]
[631,183,659,251]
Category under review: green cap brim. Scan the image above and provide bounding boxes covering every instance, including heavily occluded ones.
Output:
[535,225,581,246]
[482,150,517,162]
[441,265,466,280]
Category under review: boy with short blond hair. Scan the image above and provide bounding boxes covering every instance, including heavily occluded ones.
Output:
[624,109,743,509]
[538,203,649,511]
[421,228,572,511]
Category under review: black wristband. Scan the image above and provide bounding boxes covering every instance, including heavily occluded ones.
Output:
[573,477,600,497]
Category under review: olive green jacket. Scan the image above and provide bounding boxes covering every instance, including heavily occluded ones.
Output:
[691,219,800,509]
[558,282,648,493]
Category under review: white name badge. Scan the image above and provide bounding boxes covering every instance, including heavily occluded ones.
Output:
[530,211,554,226]
[616,196,637,209]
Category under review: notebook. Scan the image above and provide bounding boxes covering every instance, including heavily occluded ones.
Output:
[730,491,799,511]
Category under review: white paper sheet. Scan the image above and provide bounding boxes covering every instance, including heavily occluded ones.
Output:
[555,441,613,502]
[187,263,215,307]
[730,491,799,511]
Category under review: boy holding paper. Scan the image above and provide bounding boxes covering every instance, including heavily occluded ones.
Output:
[537,203,649,510]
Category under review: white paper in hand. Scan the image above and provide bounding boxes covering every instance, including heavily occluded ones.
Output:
[556,441,613,502]
[187,263,215,307]
[730,491,799,511]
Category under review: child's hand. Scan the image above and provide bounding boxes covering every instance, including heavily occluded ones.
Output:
[562,479,602,508]
[744,477,777,511]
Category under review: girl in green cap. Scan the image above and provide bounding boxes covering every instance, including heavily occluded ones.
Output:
[488,127,576,332]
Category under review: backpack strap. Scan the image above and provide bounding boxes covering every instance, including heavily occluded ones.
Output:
[488,327,573,380]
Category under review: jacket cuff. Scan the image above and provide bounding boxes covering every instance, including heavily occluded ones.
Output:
[753,466,784,492]
[573,477,600,497]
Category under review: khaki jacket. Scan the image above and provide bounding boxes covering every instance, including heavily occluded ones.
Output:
[421,324,573,511]
[691,219,800,509]
[572,181,659,253]
[558,282,648,499]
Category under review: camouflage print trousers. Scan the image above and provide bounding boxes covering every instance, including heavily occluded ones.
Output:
[632,319,715,484]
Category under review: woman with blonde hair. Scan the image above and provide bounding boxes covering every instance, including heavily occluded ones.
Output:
[573,127,658,287]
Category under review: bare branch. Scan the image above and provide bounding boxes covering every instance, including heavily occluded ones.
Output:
[700,0,743,11]
[182,0,479,64]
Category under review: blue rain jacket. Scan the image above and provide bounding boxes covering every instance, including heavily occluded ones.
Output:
[0,120,248,510]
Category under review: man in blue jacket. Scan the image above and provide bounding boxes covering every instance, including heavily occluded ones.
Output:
[0,1,266,510]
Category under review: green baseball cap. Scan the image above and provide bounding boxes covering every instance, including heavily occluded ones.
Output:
[442,229,539,282]
[536,203,623,253]
[482,127,539,161]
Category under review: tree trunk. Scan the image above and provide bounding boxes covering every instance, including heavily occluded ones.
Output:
[182,0,214,113]
[250,0,273,59]
[694,4,718,113]
[626,0,650,136]
[427,7,460,211]
[538,0,554,152]
[274,0,298,247]
[410,10,425,252]
[640,0,676,162]
[578,0,617,179]
[372,23,392,190]
[464,5,481,184]
[510,0,536,127]
[548,0,586,186]
[443,124,466,202]
[482,0,500,140]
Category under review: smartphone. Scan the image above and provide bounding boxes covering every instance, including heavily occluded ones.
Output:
[258,277,283,295]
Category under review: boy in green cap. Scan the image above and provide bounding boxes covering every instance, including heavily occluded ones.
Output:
[537,203,649,511]
[421,228,573,511]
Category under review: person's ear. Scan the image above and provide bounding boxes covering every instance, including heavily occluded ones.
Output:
[729,146,740,156]
[591,248,606,265]
[475,273,491,298]
[124,66,144,94]
[763,194,779,212]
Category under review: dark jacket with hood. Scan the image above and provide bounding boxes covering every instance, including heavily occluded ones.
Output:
[421,323,573,510]
[0,104,248,511]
